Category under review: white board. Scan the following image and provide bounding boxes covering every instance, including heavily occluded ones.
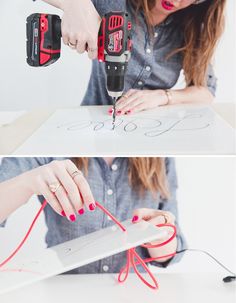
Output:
[14,105,236,155]
[0,220,166,295]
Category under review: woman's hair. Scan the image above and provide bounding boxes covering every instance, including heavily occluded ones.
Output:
[128,0,226,87]
[72,158,170,199]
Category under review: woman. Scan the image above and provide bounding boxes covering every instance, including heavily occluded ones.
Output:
[0,157,185,273]
[42,0,225,113]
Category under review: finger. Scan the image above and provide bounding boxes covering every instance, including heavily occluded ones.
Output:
[62,33,70,46]
[116,90,138,106]
[54,166,84,216]
[65,160,96,211]
[68,36,77,49]
[54,185,77,221]
[87,37,98,59]
[128,102,146,114]
[118,98,143,114]
[132,209,175,224]
[37,177,64,216]
[116,93,141,111]
[132,208,158,223]
[76,36,87,54]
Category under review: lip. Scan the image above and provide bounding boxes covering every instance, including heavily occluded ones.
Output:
[161,0,175,11]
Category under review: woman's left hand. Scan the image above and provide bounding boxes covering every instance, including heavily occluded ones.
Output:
[132,208,177,260]
[111,89,168,115]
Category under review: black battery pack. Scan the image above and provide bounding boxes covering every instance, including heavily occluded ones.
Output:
[26,13,61,67]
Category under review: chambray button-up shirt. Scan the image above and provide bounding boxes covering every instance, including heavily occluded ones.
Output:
[82,0,216,106]
[0,157,186,273]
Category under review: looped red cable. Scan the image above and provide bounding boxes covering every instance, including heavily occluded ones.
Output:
[0,200,177,290]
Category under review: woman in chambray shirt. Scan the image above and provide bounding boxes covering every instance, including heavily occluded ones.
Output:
[0,157,186,273]
[42,0,226,111]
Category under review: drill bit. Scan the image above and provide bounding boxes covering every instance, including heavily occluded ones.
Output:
[112,97,117,130]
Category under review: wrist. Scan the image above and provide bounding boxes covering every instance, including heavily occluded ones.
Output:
[17,172,35,202]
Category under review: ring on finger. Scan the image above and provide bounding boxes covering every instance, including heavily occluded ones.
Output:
[49,182,61,193]
[71,170,83,179]
[68,41,77,48]
[162,213,171,224]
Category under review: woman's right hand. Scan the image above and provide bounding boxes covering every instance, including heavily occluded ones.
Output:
[59,0,101,59]
[20,159,96,221]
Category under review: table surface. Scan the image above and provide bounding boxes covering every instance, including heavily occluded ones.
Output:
[0,273,235,303]
[0,103,235,155]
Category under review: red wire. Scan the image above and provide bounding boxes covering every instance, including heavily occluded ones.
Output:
[0,200,47,268]
[0,200,177,290]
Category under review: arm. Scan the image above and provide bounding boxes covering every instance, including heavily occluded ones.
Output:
[0,159,96,224]
[132,158,186,265]
[0,174,33,224]
[41,0,101,59]
[115,65,217,113]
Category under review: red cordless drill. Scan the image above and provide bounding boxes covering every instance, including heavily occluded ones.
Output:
[26,12,132,128]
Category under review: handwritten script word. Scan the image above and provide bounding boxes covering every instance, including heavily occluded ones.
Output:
[57,114,210,137]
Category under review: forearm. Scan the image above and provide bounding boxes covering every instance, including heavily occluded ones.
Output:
[0,174,32,224]
[168,86,214,105]
[147,235,177,262]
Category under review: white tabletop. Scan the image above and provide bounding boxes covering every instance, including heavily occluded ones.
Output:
[0,273,235,303]
[0,103,235,155]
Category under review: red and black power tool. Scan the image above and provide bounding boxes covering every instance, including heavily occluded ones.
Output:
[26,12,132,126]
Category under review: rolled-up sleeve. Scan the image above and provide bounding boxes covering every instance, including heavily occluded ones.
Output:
[206,64,217,96]
[144,158,187,268]
[0,157,51,227]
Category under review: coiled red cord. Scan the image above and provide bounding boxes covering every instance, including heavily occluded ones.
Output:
[0,200,177,290]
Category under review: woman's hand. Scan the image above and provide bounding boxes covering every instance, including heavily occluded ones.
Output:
[111,89,168,115]
[20,160,96,221]
[132,208,177,262]
[60,0,101,59]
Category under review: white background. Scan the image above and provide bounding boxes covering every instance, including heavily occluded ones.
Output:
[0,0,235,110]
[0,157,235,275]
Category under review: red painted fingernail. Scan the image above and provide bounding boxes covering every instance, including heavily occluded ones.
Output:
[78,208,84,215]
[89,203,96,211]
[108,108,113,114]
[132,215,139,222]
[69,214,76,222]
[61,210,66,217]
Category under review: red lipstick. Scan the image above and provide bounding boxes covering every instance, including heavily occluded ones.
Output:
[161,0,175,11]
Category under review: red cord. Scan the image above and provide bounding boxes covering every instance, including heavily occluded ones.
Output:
[0,200,176,290]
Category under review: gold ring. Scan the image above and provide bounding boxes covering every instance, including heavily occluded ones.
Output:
[68,42,77,47]
[71,170,83,179]
[49,182,61,193]
[162,214,170,224]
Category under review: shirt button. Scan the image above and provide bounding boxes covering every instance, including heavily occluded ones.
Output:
[138,81,143,86]
[103,265,109,272]
[107,189,113,196]
[111,164,118,171]
[154,32,158,38]
[146,48,151,54]
[146,66,151,72]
